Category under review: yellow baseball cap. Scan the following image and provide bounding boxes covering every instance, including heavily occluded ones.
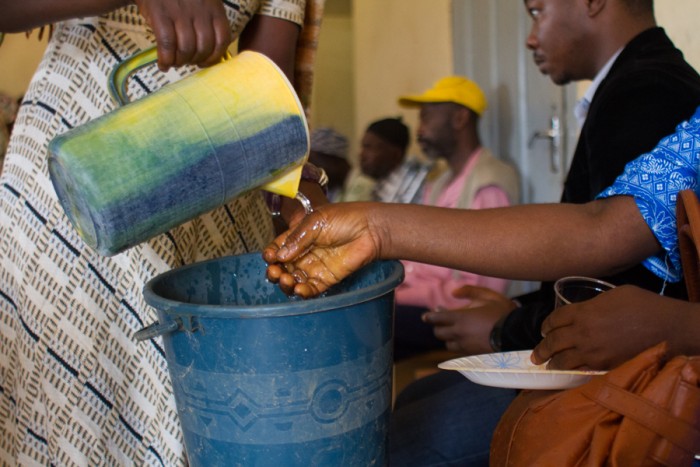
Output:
[398,76,487,116]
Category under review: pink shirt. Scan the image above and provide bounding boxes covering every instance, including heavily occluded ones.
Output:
[396,148,511,310]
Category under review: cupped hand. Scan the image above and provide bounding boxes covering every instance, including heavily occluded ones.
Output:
[531,285,689,371]
[135,0,232,70]
[421,285,517,355]
[263,204,381,298]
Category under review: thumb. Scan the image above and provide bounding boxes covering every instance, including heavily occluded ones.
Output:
[422,308,457,326]
[276,214,322,261]
[451,284,504,301]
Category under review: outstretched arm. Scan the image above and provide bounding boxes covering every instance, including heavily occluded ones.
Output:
[238,14,299,82]
[264,195,660,297]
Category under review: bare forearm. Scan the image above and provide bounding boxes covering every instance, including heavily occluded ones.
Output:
[0,0,130,32]
[238,15,299,81]
[366,196,659,281]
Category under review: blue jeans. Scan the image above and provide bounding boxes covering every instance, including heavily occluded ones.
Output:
[389,370,516,466]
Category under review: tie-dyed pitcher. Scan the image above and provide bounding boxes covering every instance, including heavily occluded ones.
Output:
[48,47,309,256]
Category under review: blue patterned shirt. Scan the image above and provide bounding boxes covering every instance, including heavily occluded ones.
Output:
[597,106,700,282]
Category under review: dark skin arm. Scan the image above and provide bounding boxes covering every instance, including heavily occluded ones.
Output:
[532,285,700,370]
[264,196,659,298]
[239,15,330,224]
[238,13,298,82]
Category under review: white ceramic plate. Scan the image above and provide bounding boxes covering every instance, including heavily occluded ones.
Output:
[438,350,606,390]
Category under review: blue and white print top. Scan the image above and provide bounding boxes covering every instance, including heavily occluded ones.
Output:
[598,106,700,283]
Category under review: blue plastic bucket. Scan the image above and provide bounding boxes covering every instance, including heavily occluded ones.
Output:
[139,253,403,466]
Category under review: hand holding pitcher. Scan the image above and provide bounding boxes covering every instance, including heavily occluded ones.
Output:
[134,0,233,70]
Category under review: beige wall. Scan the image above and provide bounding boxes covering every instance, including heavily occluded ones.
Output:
[571,0,700,99]
[351,0,453,162]
[657,0,700,70]
[310,14,355,147]
[0,33,48,98]
[1,1,699,151]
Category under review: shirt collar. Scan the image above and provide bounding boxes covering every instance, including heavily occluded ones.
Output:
[574,48,623,127]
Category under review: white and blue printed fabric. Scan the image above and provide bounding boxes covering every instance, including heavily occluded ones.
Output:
[598,106,700,283]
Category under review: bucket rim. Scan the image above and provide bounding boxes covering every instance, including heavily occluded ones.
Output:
[143,253,404,319]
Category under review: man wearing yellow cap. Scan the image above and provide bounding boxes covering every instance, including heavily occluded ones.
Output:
[392,76,520,360]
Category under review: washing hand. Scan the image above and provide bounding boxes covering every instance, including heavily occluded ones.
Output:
[263,203,381,298]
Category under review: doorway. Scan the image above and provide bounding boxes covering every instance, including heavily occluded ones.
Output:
[451,0,578,296]
[452,0,577,205]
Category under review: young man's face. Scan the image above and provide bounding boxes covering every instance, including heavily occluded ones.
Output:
[524,0,592,85]
[359,131,404,179]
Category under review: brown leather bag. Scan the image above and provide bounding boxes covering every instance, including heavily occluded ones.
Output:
[489,342,700,466]
[490,190,700,466]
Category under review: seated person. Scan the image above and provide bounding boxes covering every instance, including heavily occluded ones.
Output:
[308,127,351,202]
[394,76,520,360]
[263,106,700,306]
[341,117,431,204]
[264,106,700,467]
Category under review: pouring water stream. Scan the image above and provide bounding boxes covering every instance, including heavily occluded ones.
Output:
[295,192,314,215]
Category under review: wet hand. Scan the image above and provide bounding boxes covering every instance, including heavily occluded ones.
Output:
[262,204,380,298]
[135,0,232,70]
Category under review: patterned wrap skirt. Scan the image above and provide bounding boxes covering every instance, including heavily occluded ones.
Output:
[0,1,305,464]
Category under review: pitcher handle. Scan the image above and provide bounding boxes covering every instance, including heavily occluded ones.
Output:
[108,46,159,106]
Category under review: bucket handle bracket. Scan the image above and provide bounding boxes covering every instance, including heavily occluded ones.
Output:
[134,315,203,341]
[134,319,179,341]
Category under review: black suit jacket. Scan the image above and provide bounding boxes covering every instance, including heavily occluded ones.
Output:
[502,27,700,350]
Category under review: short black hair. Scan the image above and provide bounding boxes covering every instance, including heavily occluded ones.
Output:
[366,117,410,151]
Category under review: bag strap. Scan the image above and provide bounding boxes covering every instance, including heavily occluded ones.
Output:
[582,378,700,453]
[677,189,700,302]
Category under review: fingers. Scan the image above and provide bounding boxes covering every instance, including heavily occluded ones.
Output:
[189,9,232,67]
[421,308,454,326]
[531,340,553,365]
[278,271,297,295]
[138,0,232,70]
[262,247,280,265]
[274,214,324,262]
[267,265,327,298]
[547,351,591,371]
[539,303,577,337]
[531,325,577,367]
[147,15,178,71]
[451,284,505,301]
[210,16,233,64]
[264,249,333,299]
